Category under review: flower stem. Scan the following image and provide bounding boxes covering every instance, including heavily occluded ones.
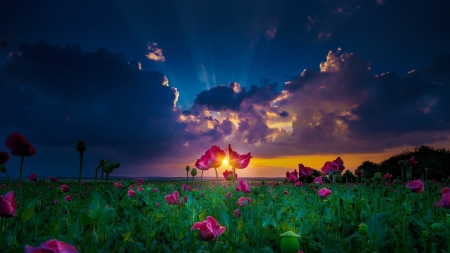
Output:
[19,156,24,209]
[2,172,11,192]
[214,168,219,187]
[94,165,102,189]
[77,152,84,232]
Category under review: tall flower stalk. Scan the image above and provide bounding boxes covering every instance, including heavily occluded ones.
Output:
[76,140,86,230]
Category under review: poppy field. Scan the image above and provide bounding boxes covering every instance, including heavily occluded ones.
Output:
[1,133,450,253]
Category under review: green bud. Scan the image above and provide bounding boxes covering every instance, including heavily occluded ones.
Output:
[425,167,428,171]
[405,208,412,216]
[194,191,201,200]
[280,231,300,253]
[251,186,260,195]
[276,181,279,186]
[191,168,197,177]
[258,194,265,199]
[185,166,190,172]
[103,161,120,173]
[99,159,107,166]
[0,164,6,173]
[295,219,302,227]
[261,180,265,185]
[422,230,429,238]
[359,223,368,236]
[374,172,382,181]
[76,140,86,152]
[6,235,15,248]
[34,200,42,213]
[335,174,342,183]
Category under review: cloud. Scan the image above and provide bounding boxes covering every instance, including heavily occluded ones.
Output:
[0,34,12,49]
[145,42,165,62]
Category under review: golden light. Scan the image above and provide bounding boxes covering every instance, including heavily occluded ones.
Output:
[222,159,228,165]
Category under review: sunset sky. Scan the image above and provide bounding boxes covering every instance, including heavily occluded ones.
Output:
[0,0,449,178]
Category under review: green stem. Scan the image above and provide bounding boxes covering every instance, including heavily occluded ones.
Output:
[201,170,203,186]
[2,172,11,192]
[19,156,24,209]
[94,166,102,189]
[214,168,219,188]
[77,152,84,232]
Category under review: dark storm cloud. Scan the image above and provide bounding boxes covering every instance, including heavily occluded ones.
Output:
[0,34,12,49]
[279,111,289,117]
[0,41,184,158]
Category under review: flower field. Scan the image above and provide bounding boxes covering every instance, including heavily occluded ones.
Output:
[1,133,450,252]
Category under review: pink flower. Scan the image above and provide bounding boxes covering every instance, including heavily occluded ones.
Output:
[318,187,332,198]
[235,179,251,193]
[438,193,450,209]
[24,239,78,253]
[153,188,159,193]
[114,182,122,188]
[355,169,363,177]
[165,190,179,205]
[183,196,188,203]
[5,132,36,157]
[59,184,70,193]
[0,151,10,164]
[191,216,226,241]
[137,186,144,192]
[128,189,135,197]
[286,171,298,183]
[236,197,252,206]
[182,183,188,191]
[295,181,302,187]
[50,176,59,183]
[284,190,289,195]
[137,178,144,185]
[312,176,323,185]
[441,187,450,195]
[382,172,392,180]
[28,173,38,182]
[233,208,241,217]
[195,145,226,170]
[406,180,424,193]
[408,156,418,166]
[333,157,345,171]
[228,144,252,169]
[155,203,160,207]
[321,161,339,175]
[65,195,72,202]
[223,170,238,181]
[225,192,231,200]
[298,164,313,179]
[0,191,16,218]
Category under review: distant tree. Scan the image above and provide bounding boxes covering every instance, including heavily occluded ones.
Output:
[357,160,379,179]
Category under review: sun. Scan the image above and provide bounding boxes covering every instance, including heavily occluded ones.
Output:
[222,159,228,165]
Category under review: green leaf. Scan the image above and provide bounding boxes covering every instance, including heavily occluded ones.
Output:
[123,231,131,242]
[21,207,34,221]
[199,209,206,221]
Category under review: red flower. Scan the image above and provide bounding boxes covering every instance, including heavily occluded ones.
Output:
[236,197,252,206]
[137,178,144,185]
[438,193,450,209]
[318,187,332,198]
[59,184,70,193]
[298,164,313,179]
[24,239,78,253]
[114,182,122,188]
[408,156,418,166]
[137,186,144,192]
[406,180,424,193]
[0,191,16,218]
[165,190,179,205]
[64,195,72,202]
[312,176,323,185]
[235,179,251,193]
[295,181,302,187]
[382,172,392,180]
[128,189,135,197]
[321,161,339,175]
[228,144,252,169]
[191,216,226,241]
[286,171,298,183]
[441,187,450,195]
[0,151,9,164]
[223,170,237,181]
[5,132,36,157]
[28,173,38,182]
[208,145,226,168]
[50,176,59,182]
[182,183,188,191]
[233,209,241,217]
[332,157,345,171]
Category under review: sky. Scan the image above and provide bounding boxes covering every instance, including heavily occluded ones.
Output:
[0,0,449,178]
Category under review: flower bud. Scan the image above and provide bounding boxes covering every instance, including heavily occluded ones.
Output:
[185,166,190,172]
[398,160,404,166]
[99,159,107,166]
[335,174,342,183]
[191,168,197,177]
[261,180,265,185]
[0,164,6,173]
[258,194,265,200]
[280,231,300,253]
[76,140,86,153]
[422,230,429,238]
[359,223,368,236]
[374,172,382,181]
[295,219,302,227]
[405,208,412,216]
[251,186,260,195]
[103,161,120,173]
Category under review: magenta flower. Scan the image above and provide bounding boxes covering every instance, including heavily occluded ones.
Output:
[5,132,36,157]
[0,191,16,218]
[406,180,424,193]
[153,188,159,193]
[165,190,179,205]
[441,187,450,195]
[286,171,298,183]
[191,216,226,241]
[318,187,332,198]
[284,190,289,195]
[321,161,339,175]
[333,157,345,171]
[236,197,252,207]
[128,189,135,197]
[59,184,70,193]
[114,182,122,188]
[182,183,188,191]
[64,195,72,202]
[223,170,238,181]
[155,203,160,207]
[312,176,323,185]
[50,176,59,182]
[382,172,392,180]
[233,208,241,217]
[0,151,9,164]
[225,192,231,200]
[298,164,313,179]
[28,173,38,182]
[438,193,450,209]
[408,156,418,166]
[54,199,58,205]
[137,178,144,185]
[228,144,252,169]
[137,186,144,192]
[355,169,363,177]
[235,179,251,193]
[195,145,226,170]
[295,181,302,187]
[24,239,78,253]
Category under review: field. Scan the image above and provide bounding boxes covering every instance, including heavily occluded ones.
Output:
[1,175,450,253]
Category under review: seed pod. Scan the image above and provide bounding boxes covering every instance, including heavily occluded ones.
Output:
[359,223,368,236]
[280,231,300,253]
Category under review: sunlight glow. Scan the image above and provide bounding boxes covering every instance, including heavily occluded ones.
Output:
[222,159,228,165]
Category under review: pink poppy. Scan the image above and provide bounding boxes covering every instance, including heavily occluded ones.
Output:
[155,203,160,207]
[223,170,238,181]
[153,188,159,193]
[406,180,424,193]
[64,195,72,202]
[298,164,313,179]
[50,176,59,183]
[382,172,392,180]
[183,196,188,203]
[295,181,302,187]
[28,173,38,182]
[114,182,122,188]
[191,216,226,241]
[236,197,252,206]
[284,191,289,195]
[182,183,188,191]
[318,187,332,198]
[228,144,252,169]
[355,169,363,177]
[24,239,78,253]
[333,157,345,171]
[54,199,58,205]
[0,151,9,164]
[59,184,70,193]
[321,161,339,175]
[5,132,36,157]
[137,178,144,185]
[225,192,231,200]
[128,189,135,197]
[235,179,251,193]
[208,145,227,168]
[165,190,179,205]
[233,209,241,217]
[0,191,16,217]
[137,186,144,192]
[312,176,323,185]
[286,171,298,183]
[408,156,418,166]
[438,193,450,209]
[441,187,450,195]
